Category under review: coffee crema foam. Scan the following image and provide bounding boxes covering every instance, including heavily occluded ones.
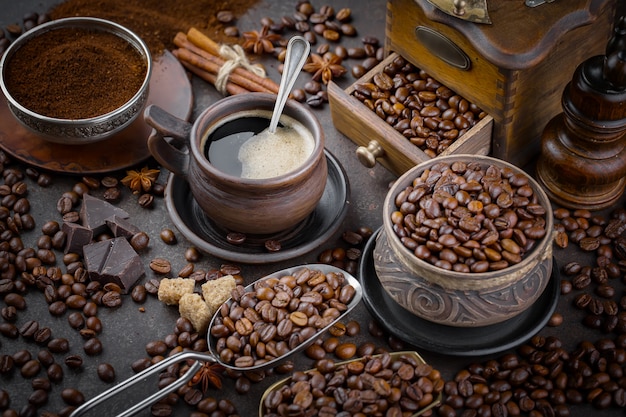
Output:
[238,115,315,179]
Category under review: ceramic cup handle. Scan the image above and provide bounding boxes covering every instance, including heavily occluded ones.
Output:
[144,104,193,179]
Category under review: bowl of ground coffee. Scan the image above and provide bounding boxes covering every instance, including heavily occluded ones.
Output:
[0,17,151,145]
[374,154,554,327]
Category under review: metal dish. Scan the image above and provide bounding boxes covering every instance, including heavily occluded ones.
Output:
[0,17,152,145]
[69,264,363,417]
[259,351,442,417]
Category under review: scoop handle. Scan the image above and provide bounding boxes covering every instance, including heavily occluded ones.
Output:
[69,351,213,417]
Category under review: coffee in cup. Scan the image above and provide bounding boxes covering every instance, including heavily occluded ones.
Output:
[145,92,328,235]
[204,109,315,179]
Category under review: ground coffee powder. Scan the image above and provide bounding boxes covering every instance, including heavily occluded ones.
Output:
[49,0,261,57]
[5,27,146,119]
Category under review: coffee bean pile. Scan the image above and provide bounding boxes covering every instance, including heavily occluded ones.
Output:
[0,156,188,417]
[262,351,444,416]
[0,156,147,415]
[553,206,626,337]
[391,160,548,273]
[264,3,357,47]
[351,55,487,158]
[439,334,626,417]
[139,274,441,417]
[209,266,358,369]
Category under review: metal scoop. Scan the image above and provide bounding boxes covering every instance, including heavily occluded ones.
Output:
[69,264,362,417]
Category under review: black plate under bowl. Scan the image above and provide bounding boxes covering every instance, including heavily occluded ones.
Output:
[164,150,350,264]
[358,228,560,357]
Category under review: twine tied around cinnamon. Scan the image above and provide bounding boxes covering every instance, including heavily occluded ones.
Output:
[173,29,280,96]
[214,44,267,95]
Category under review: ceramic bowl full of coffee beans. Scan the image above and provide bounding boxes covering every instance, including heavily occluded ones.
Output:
[374,154,554,327]
[0,17,151,144]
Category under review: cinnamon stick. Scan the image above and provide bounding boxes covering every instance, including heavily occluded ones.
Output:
[184,29,280,94]
[173,47,277,94]
[173,51,248,95]
[186,27,221,56]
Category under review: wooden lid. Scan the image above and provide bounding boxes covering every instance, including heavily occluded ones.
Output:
[416,0,615,69]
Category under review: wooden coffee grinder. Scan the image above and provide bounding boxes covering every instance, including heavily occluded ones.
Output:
[385,0,617,168]
[536,16,626,210]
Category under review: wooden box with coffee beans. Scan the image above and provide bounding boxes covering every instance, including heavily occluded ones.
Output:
[384,0,616,167]
[328,52,493,176]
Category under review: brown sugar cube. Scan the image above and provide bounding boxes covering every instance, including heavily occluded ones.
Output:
[157,277,195,305]
[201,275,236,316]
[179,293,212,334]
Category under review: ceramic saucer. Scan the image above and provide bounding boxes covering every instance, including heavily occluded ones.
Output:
[164,150,350,264]
[359,228,560,357]
[0,50,192,174]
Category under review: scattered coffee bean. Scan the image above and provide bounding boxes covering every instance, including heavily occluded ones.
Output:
[13,349,32,366]
[264,239,281,252]
[130,231,150,251]
[61,388,85,406]
[47,338,70,354]
[64,354,83,369]
[83,337,103,356]
[216,10,234,23]
[20,359,41,378]
[97,363,116,383]
[144,278,160,295]
[103,186,121,202]
[547,312,563,327]
[184,246,201,262]
[160,228,177,244]
[149,258,171,274]
[131,284,147,303]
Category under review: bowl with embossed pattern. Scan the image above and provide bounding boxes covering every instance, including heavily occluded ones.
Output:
[374,154,554,327]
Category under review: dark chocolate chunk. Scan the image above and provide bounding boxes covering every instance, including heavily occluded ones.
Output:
[80,194,129,235]
[83,237,145,294]
[62,222,94,255]
[106,215,141,239]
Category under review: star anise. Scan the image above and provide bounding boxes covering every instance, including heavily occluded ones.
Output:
[120,166,160,194]
[189,361,224,393]
[242,25,281,55]
[303,53,347,84]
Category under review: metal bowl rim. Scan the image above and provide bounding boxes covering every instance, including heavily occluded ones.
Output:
[0,16,152,125]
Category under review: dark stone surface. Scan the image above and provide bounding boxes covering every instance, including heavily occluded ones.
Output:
[0,2,623,417]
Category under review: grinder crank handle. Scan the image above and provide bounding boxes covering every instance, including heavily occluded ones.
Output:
[69,351,214,417]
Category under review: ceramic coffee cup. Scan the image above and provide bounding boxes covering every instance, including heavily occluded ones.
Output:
[145,92,328,235]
